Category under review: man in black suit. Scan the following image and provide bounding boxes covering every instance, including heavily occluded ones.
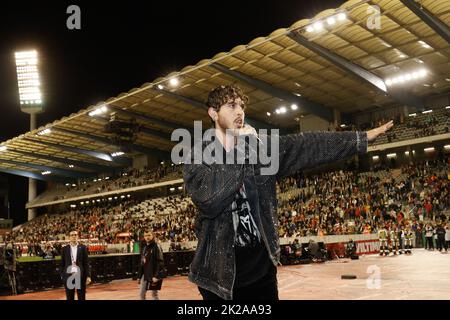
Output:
[60,230,91,300]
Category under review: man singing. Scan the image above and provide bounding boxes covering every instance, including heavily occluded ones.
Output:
[183,84,393,300]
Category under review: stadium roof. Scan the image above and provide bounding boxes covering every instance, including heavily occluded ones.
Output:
[0,0,449,180]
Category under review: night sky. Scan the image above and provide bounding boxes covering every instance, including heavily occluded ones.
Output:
[0,0,346,225]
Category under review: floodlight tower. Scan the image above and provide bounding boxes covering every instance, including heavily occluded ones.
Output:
[14,50,43,221]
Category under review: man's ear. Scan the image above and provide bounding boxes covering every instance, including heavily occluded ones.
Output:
[208,107,218,122]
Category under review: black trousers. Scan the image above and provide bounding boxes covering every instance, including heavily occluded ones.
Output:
[437,237,447,251]
[426,237,434,249]
[65,287,86,300]
[198,266,278,300]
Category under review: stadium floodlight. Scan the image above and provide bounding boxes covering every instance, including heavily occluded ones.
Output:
[266,112,271,117]
[306,25,314,32]
[169,187,175,192]
[169,77,179,87]
[279,106,287,114]
[0,146,6,152]
[424,147,435,152]
[444,145,450,150]
[15,50,42,105]
[326,16,336,25]
[178,186,183,190]
[409,113,417,117]
[157,84,164,90]
[372,156,379,161]
[337,12,347,21]
[405,151,410,156]
[385,68,427,86]
[37,128,51,136]
[340,124,346,128]
[111,151,124,157]
[386,153,397,158]
[41,171,51,175]
[313,21,323,31]
[70,204,76,208]
[88,105,108,117]
[68,164,74,168]
[445,106,450,109]
[275,109,281,114]
[422,110,433,114]
[291,104,298,110]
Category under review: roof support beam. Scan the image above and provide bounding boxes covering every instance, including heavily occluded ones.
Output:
[6,148,114,173]
[0,167,65,182]
[0,159,93,179]
[108,106,183,131]
[52,127,168,158]
[400,0,450,44]
[155,87,280,131]
[211,62,334,122]
[288,31,424,111]
[23,138,131,166]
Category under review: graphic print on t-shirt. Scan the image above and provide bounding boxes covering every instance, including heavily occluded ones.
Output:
[231,184,261,247]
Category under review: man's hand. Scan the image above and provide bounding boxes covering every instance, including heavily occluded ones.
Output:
[137,278,141,285]
[366,120,394,142]
[238,124,258,137]
[152,277,159,283]
[86,277,92,285]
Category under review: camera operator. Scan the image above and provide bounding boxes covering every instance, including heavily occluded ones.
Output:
[3,240,18,295]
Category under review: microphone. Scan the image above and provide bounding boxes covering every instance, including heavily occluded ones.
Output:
[243,122,263,145]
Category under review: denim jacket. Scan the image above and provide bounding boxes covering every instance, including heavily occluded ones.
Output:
[183,131,368,299]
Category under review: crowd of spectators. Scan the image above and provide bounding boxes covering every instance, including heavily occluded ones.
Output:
[4,154,449,258]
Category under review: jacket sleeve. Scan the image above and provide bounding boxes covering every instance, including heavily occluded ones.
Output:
[60,247,66,279]
[137,245,143,280]
[183,162,245,218]
[276,131,368,178]
[83,246,90,278]
[155,244,165,278]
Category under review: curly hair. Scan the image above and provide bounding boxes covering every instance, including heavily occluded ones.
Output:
[206,84,249,111]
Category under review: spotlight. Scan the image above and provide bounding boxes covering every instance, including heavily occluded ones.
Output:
[337,12,347,21]
[169,77,179,87]
[37,128,51,136]
[313,21,323,31]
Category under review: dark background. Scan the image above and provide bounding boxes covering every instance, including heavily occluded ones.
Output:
[0,0,346,225]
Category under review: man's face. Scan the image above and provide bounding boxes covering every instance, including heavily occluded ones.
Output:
[144,232,154,243]
[69,231,78,243]
[214,97,245,132]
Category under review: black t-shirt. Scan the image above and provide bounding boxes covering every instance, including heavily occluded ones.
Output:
[232,183,272,288]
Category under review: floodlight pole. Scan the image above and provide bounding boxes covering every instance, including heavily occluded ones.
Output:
[28,114,37,221]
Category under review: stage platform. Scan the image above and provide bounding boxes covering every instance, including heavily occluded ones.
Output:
[1,249,449,300]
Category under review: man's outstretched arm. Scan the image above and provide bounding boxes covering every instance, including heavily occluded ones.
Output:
[276,120,393,178]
